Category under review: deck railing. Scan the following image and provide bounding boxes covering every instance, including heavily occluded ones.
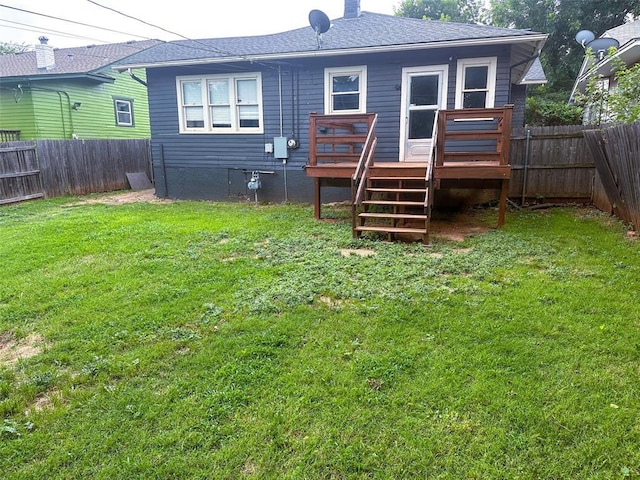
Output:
[0,130,20,142]
[435,106,513,171]
[308,113,377,167]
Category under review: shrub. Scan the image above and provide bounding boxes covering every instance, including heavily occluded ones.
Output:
[525,96,583,126]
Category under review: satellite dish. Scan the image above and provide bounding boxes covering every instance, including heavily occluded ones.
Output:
[575,30,596,47]
[309,9,330,49]
[587,37,619,56]
[309,10,330,34]
[576,29,620,60]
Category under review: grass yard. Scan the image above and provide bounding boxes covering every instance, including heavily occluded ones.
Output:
[0,194,639,479]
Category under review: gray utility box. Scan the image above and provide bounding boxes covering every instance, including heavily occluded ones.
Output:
[274,136,288,159]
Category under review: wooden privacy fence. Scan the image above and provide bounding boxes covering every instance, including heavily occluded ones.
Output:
[0,139,151,204]
[509,125,597,204]
[584,124,640,230]
[0,142,43,205]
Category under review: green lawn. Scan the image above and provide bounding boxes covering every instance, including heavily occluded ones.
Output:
[1,195,639,479]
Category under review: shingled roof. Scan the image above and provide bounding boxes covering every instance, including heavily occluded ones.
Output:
[0,39,161,80]
[115,11,546,68]
[603,18,640,47]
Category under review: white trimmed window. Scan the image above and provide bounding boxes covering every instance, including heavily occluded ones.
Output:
[324,66,367,114]
[455,57,497,109]
[114,97,134,126]
[177,73,263,133]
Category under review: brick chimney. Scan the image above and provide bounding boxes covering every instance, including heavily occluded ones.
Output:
[35,36,55,70]
[344,0,361,18]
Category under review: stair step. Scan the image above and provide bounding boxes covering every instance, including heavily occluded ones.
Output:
[366,188,427,193]
[355,226,427,234]
[362,200,425,206]
[358,213,428,220]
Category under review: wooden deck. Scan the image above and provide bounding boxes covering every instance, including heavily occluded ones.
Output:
[305,107,513,242]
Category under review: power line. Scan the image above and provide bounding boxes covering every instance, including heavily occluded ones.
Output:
[86,0,188,42]
[85,0,271,65]
[1,1,284,71]
[0,18,117,44]
[0,3,153,40]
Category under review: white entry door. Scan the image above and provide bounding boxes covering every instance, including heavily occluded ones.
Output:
[399,65,448,162]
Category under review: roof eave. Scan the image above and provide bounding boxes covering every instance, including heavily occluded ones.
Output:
[114,34,548,71]
[0,73,115,84]
[520,79,548,85]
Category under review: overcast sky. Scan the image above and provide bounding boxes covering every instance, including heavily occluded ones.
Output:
[0,0,398,49]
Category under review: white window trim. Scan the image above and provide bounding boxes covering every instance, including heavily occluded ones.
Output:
[176,73,264,134]
[114,98,133,126]
[324,65,368,114]
[455,57,497,109]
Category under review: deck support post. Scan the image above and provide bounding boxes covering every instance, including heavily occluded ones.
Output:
[498,178,509,227]
[314,178,321,219]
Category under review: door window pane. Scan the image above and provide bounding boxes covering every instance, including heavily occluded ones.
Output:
[410,76,439,106]
[409,110,436,139]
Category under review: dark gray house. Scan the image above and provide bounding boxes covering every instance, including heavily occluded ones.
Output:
[115,0,547,205]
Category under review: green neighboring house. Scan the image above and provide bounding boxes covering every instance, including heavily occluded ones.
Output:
[0,37,160,140]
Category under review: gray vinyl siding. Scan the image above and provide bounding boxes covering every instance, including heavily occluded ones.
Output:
[147,44,514,201]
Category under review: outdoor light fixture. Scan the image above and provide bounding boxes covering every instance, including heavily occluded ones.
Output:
[575,30,619,60]
[72,102,81,110]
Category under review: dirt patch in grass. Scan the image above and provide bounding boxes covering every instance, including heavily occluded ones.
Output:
[430,210,491,242]
[70,189,171,206]
[318,296,344,307]
[340,248,376,257]
[28,389,60,413]
[0,332,44,366]
[72,191,494,242]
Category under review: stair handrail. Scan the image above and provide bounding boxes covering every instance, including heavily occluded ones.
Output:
[353,137,378,206]
[351,113,378,206]
[424,112,439,207]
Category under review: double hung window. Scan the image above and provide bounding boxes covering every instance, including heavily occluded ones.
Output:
[177,73,263,133]
[455,57,497,109]
[324,66,367,114]
[114,97,134,126]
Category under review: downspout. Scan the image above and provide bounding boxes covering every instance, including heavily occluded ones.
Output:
[127,68,147,87]
[21,84,75,138]
[278,65,288,202]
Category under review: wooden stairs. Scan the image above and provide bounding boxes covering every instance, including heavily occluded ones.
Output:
[353,164,431,242]
[306,107,513,244]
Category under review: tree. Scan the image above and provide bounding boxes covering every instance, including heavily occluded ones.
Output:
[0,42,30,55]
[575,52,640,125]
[487,0,640,96]
[394,0,482,23]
